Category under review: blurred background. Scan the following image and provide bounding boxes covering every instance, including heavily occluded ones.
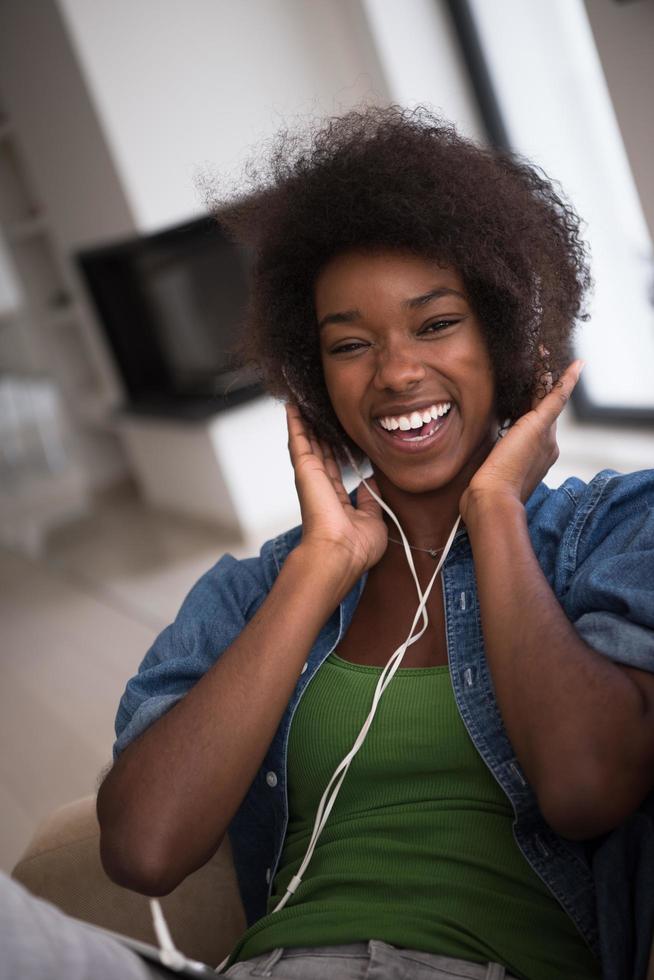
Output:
[0,0,653,873]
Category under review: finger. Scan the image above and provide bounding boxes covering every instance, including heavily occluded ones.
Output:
[531,344,553,409]
[319,438,340,471]
[532,359,585,426]
[531,370,553,410]
[286,401,318,446]
[356,479,383,520]
[320,440,343,482]
[319,437,336,460]
[286,403,316,466]
[317,440,353,506]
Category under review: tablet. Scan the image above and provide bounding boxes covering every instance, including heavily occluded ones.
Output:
[79,920,220,976]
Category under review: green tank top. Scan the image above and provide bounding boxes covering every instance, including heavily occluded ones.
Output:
[228,654,599,979]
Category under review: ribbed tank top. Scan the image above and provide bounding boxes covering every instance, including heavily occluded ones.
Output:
[228,654,599,979]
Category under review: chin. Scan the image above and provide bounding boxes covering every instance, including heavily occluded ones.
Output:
[372,457,463,496]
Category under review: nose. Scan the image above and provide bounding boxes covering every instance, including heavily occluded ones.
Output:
[372,340,426,392]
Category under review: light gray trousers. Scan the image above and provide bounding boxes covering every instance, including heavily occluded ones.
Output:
[223,942,519,979]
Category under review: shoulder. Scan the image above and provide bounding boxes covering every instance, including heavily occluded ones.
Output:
[171,519,304,646]
[526,467,654,611]
[113,520,303,757]
[529,469,654,671]
[527,468,654,557]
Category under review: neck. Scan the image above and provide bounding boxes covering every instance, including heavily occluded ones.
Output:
[353,420,498,549]
[373,478,462,550]
[368,445,492,549]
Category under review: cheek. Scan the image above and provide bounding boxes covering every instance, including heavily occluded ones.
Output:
[323,375,368,448]
[459,346,494,398]
[321,363,339,414]
[323,360,356,413]
[327,393,357,438]
[453,355,497,430]
[323,375,348,430]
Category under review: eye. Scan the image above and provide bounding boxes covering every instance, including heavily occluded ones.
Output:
[329,340,369,355]
[419,319,460,336]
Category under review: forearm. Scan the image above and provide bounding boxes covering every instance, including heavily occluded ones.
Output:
[98,545,357,893]
[465,491,651,836]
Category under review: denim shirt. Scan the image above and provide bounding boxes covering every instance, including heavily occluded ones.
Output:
[114,468,654,962]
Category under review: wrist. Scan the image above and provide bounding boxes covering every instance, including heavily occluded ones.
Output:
[285,542,363,605]
[463,489,526,537]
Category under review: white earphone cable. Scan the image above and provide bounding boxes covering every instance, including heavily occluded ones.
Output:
[270,456,461,912]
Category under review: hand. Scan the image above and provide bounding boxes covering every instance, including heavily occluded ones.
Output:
[459,359,585,522]
[286,403,388,577]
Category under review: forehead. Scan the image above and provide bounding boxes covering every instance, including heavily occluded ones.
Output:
[314,249,467,314]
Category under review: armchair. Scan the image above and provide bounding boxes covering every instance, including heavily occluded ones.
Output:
[10,795,246,968]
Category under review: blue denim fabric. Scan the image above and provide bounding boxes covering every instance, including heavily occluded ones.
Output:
[591,794,654,980]
[113,469,654,965]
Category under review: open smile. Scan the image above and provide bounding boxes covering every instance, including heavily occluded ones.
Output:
[373,402,454,454]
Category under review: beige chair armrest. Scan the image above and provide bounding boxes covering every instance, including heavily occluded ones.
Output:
[11,795,246,967]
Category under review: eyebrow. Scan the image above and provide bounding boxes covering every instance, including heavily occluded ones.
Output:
[317,286,467,330]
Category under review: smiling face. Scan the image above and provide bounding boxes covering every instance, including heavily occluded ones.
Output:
[316,249,499,496]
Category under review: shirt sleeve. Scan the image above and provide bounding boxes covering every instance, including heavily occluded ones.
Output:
[563,470,654,672]
[112,549,272,760]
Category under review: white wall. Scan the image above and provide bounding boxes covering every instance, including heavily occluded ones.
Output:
[57,0,389,232]
[360,0,484,142]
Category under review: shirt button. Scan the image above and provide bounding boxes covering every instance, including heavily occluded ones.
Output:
[265,867,271,884]
[266,771,278,788]
[301,661,308,674]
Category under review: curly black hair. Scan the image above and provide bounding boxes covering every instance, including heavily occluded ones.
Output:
[214,105,590,457]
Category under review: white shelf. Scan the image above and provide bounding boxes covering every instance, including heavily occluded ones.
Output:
[6,215,47,242]
[74,393,117,431]
[0,112,93,391]
[45,302,79,328]
[0,93,117,510]
[0,462,90,557]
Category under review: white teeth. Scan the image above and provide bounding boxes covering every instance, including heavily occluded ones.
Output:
[432,402,451,419]
[378,402,451,431]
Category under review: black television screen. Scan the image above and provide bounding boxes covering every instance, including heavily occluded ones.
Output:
[77,216,261,418]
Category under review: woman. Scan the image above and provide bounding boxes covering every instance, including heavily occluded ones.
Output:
[5,106,651,980]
